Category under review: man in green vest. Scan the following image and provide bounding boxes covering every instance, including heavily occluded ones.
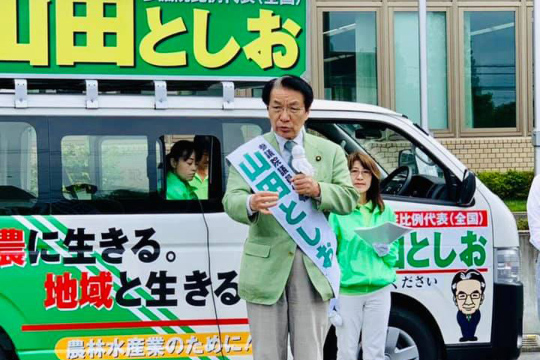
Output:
[223,75,359,360]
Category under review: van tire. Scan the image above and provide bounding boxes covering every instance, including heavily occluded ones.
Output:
[0,331,17,360]
[323,308,441,360]
[386,307,440,360]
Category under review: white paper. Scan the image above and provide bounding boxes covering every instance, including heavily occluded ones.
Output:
[354,222,413,245]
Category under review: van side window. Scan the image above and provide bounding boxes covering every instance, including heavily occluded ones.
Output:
[48,117,227,214]
[61,136,149,201]
[0,122,38,207]
[222,123,263,179]
[158,134,218,201]
[222,123,263,157]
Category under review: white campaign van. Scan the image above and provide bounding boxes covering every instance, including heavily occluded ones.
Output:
[0,81,522,360]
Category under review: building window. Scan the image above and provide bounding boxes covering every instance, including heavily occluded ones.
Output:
[323,11,378,105]
[394,11,448,130]
[464,11,516,129]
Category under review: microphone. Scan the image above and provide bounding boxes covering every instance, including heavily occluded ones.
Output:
[291,144,315,176]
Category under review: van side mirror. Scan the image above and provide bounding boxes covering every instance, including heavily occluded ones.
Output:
[398,149,415,167]
[458,170,476,206]
[398,149,418,174]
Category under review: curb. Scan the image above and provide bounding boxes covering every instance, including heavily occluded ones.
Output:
[522,334,540,352]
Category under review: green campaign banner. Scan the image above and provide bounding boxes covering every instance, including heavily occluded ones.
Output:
[0,0,307,80]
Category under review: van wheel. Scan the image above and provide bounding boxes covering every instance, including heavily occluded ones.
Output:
[323,308,441,360]
[384,307,440,360]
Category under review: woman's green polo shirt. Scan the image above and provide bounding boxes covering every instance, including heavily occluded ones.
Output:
[329,201,398,295]
[166,172,197,200]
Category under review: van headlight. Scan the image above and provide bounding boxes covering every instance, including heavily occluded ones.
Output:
[495,248,520,284]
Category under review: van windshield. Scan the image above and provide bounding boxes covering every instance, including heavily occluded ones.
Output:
[307,119,458,202]
[336,122,443,179]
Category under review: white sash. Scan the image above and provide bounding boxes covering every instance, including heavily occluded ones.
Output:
[227,136,340,297]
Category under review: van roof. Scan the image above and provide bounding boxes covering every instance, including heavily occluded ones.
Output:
[1,79,402,116]
[0,88,403,118]
[311,99,401,116]
[218,97,402,116]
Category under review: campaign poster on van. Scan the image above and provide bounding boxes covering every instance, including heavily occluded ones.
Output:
[0,0,307,79]
[394,210,491,289]
[393,208,493,343]
[0,209,493,353]
[0,215,252,359]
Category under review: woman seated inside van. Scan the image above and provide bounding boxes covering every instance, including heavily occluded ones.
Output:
[166,140,198,200]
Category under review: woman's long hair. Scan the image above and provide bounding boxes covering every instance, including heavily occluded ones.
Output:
[348,152,385,212]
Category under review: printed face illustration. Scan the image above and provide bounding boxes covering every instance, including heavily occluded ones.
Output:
[454,279,484,315]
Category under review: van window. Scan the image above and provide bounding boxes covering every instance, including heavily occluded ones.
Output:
[61,136,149,201]
[222,123,263,157]
[47,116,228,214]
[222,122,264,179]
[341,123,445,179]
[0,122,38,205]
[159,134,216,201]
[308,120,459,203]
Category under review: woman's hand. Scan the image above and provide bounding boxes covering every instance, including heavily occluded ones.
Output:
[372,243,390,257]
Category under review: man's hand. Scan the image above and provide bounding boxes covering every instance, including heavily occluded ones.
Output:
[250,191,279,215]
[292,174,321,198]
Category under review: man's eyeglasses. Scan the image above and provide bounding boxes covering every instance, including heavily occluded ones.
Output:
[270,105,304,115]
[456,292,481,301]
[350,169,372,178]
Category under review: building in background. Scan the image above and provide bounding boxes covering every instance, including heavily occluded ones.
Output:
[306,0,533,173]
[0,0,531,173]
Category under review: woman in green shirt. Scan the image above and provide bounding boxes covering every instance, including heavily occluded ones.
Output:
[166,140,198,200]
[329,152,398,360]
